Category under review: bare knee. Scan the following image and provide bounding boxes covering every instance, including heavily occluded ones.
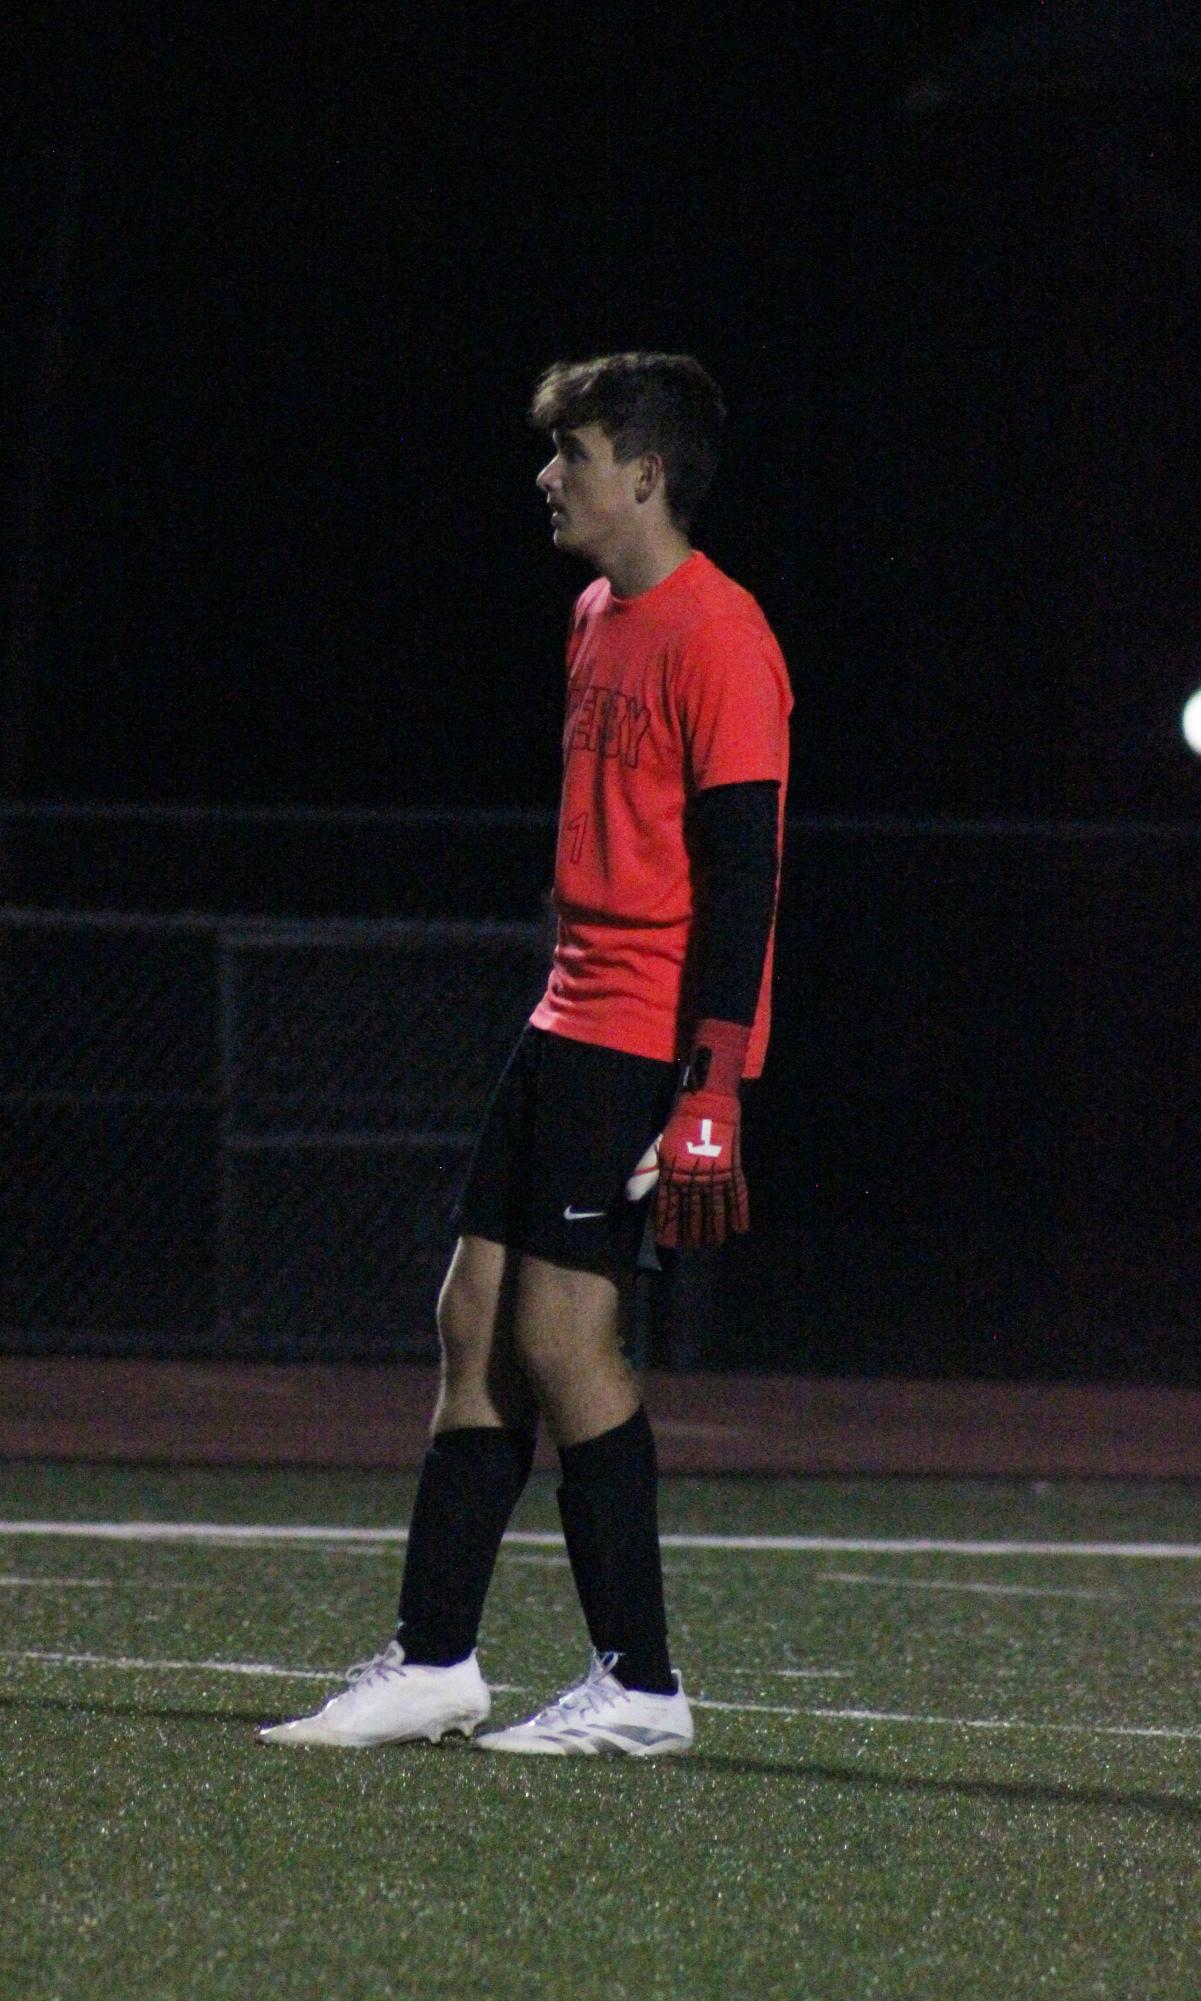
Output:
[433,1236,534,1433]
[514,1256,636,1445]
[436,1237,506,1382]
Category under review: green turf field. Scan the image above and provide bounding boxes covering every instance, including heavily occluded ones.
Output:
[3,1462,1200,1999]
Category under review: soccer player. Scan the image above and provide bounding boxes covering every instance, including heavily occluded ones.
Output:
[259,352,792,1755]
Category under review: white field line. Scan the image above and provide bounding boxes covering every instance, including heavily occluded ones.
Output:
[1,1649,339,1680]
[800,1707,1201,1744]
[821,1571,1122,1600]
[3,1647,1199,1742]
[0,1576,114,1589]
[4,1522,1201,1559]
[765,1669,853,1679]
[0,1648,525,1694]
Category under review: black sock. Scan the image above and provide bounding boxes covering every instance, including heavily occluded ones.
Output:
[397,1425,536,1666]
[556,1406,675,1695]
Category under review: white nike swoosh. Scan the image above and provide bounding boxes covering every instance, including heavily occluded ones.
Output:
[563,1206,607,1221]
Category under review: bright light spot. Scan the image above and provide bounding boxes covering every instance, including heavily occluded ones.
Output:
[1183,689,1201,757]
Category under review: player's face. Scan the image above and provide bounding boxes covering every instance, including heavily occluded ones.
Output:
[536,424,641,565]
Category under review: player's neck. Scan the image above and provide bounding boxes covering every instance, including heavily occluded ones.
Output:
[600,527,694,602]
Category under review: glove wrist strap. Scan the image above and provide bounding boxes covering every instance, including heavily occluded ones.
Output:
[684,1017,751,1098]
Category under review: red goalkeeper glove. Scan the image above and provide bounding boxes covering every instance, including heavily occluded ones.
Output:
[625,1019,751,1249]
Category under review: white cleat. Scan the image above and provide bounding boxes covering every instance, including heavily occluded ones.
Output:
[256,1641,490,1747]
[475,1651,694,1757]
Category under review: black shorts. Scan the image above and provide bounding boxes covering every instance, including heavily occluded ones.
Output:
[452,1025,680,1278]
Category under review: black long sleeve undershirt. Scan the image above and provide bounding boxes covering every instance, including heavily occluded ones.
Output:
[686,779,780,1029]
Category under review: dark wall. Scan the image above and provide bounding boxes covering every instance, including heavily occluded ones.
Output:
[6,5,1201,821]
[729,823,1201,1379]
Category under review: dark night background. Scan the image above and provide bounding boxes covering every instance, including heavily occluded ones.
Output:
[5,1,1201,822]
[3,3,1201,1377]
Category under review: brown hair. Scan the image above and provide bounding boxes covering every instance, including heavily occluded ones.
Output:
[529,351,726,528]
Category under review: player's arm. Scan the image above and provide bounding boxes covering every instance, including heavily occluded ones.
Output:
[628,780,780,1247]
[687,778,780,1028]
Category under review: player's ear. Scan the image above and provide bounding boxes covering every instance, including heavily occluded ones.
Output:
[634,452,665,506]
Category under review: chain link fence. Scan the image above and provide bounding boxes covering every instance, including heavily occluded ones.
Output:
[2,908,549,1360]
[5,804,1201,1379]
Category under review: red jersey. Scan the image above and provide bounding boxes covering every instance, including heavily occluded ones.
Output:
[530,550,792,1077]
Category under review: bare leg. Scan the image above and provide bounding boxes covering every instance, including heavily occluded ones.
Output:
[511,1254,638,1447]
[431,1234,538,1436]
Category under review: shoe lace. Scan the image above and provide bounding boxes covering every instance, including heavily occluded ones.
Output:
[532,1650,627,1727]
[344,1640,407,1688]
